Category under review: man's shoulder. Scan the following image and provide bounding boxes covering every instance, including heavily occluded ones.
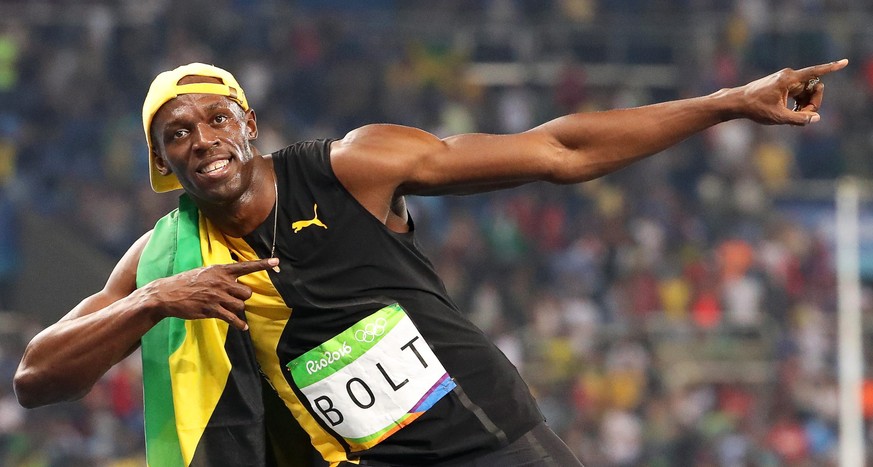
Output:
[337,124,437,148]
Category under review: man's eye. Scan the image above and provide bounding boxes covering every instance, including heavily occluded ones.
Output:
[214,115,228,124]
[173,129,189,139]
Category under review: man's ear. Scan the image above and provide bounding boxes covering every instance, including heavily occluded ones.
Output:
[153,151,172,175]
[245,109,258,140]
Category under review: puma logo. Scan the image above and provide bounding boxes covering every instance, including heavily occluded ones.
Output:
[292,204,328,233]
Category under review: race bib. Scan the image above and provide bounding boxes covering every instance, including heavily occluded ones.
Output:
[287,303,456,451]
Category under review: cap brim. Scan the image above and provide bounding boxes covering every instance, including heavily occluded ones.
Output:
[149,155,183,193]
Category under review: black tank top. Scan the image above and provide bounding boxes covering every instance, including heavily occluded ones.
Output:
[241,140,543,465]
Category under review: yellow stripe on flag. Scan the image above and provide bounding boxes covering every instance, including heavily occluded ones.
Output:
[168,319,231,465]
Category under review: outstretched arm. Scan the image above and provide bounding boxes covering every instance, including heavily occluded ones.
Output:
[330,60,847,215]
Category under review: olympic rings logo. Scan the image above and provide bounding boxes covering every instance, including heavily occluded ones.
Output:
[354,318,387,343]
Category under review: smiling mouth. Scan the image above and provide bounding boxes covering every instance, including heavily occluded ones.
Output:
[199,158,231,174]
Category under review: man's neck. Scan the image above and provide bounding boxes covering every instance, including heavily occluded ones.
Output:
[195,154,276,238]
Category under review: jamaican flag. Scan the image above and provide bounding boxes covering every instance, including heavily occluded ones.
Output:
[135,194,266,465]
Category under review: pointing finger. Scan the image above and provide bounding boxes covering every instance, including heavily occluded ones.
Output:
[796,59,848,80]
[224,258,280,277]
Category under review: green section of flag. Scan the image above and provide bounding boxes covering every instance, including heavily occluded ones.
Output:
[288,303,405,388]
[138,195,202,467]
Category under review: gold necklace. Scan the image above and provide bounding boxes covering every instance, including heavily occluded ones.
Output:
[270,177,280,273]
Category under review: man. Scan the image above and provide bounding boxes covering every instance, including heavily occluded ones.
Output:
[14,59,848,466]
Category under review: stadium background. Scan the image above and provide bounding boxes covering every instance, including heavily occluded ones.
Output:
[1,0,873,465]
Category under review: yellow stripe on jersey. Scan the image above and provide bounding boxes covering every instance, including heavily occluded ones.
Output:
[200,215,351,466]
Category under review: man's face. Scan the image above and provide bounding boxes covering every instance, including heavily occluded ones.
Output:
[151,77,258,203]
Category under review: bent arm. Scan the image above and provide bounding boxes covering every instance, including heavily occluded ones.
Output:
[13,231,159,408]
[14,229,278,408]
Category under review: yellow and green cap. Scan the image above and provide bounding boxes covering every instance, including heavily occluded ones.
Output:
[142,63,249,193]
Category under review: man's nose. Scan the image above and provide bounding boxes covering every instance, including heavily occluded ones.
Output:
[192,122,219,150]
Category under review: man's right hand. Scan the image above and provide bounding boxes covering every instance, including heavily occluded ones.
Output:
[140,257,279,331]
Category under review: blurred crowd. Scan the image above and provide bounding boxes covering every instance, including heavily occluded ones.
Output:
[2,0,873,465]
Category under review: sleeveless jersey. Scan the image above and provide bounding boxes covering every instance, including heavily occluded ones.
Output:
[205,140,543,465]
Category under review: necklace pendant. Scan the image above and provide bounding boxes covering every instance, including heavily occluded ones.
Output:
[272,265,281,273]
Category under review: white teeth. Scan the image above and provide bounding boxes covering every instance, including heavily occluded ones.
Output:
[201,159,229,174]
